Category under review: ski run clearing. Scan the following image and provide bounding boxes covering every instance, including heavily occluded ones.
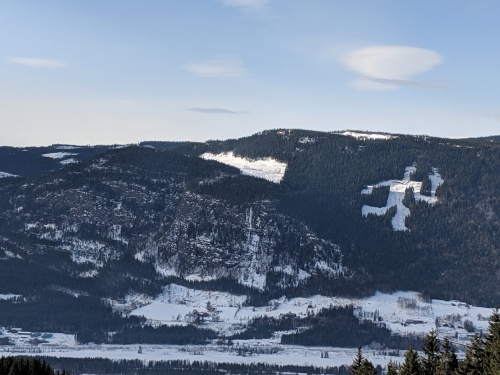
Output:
[200,152,287,184]
[1,288,495,369]
[361,166,444,231]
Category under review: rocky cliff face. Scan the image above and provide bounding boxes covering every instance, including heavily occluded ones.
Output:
[0,146,347,298]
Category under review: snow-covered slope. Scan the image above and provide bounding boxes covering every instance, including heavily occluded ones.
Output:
[361,166,444,231]
[42,152,78,159]
[200,152,287,183]
[339,131,395,140]
[0,171,17,178]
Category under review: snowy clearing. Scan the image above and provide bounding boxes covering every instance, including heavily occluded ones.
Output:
[42,152,78,159]
[54,145,81,150]
[200,152,287,184]
[0,293,21,300]
[0,171,17,178]
[339,131,395,140]
[361,167,444,231]
[60,158,79,165]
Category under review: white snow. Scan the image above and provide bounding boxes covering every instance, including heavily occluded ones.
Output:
[124,285,493,350]
[6,343,400,369]
[42,152,78,159]
[361,167,444,231]
[0,171,17,178]
[54,145,81,150]
[1,289,495,369]
[60,158,78,165]
[339,131,395,140]
[0,293,21,300]
[200,152,287,184]
[356,291,494,345]
[298,137,316,144]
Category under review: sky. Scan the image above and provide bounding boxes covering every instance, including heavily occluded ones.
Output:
[1,0,499,146]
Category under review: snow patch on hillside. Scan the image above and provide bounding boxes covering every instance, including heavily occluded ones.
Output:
[340,131,395,140]
[298,137,316,144]
[54,145,80,150]
[0,293,21,300]
[60,158,78,165]
[0,171,17,178]
[200,152,287,184]
[361,167,444,231]
[42,152,78,159]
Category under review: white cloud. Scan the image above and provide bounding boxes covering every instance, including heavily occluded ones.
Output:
[221,0,269,11]
[342,46,443,90]
[188,108,246,114]
[183,57,245,77]
[8,57,68,69]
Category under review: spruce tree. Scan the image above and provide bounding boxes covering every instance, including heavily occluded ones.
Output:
[399,347,421,375]
[360,359,377,375]
[436,338,458,375]
[350,347,364,375]
[484,308,500,375]
[386,360,398,375]
[422,329,440,375]
[457,333,485,375]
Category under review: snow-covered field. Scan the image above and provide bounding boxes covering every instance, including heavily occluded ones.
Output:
[361,166,444,231]
[1,288,495,369]
[1,341,400,369]
[200,152,287,184]
[121,285,493,348]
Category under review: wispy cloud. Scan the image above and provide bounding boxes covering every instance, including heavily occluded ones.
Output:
[8,57,68,69]
[486,111,500,121]
[188,107,247,114]
[183,57,245,77]
[221,0,269,11]
[342,46,443,91]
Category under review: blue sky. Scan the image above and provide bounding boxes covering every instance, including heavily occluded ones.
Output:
[1,0,499,146]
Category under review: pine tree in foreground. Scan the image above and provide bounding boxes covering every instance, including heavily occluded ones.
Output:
[386,360,398,375]
[422,329,440,375]
[350,347,377,375]
[483,308,500,375]
[435,338,458,375]
[457,333,485,375]
[399,347,421,375]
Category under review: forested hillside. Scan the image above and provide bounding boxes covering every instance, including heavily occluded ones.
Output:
[0,129,498,344]
[189,130,500,305]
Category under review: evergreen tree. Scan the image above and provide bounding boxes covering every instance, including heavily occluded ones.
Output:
[457,334,485,375]
[360,359,377,375]
[386,360,398,375]
[436,338,458,375]
[422,329,440,375]
[420,175,432,196]
[484,308,500,375]
[399,347,421,375]
[350,347,364,375]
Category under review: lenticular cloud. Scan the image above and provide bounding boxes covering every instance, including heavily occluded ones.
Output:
[342,46,442,90]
